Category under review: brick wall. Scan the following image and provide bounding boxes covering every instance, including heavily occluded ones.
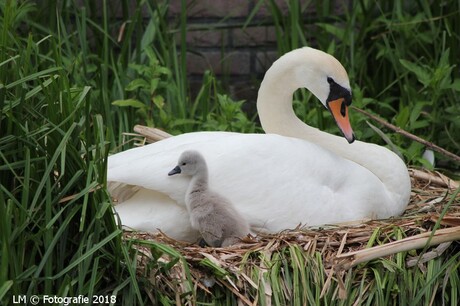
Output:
[78,0,346,108]
[166,0,347,108]
[167,0,282,106]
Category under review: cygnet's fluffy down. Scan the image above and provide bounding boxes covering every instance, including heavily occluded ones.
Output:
[168,150,249,247]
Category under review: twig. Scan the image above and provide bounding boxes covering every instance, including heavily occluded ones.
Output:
[406,241,452,267]
[333,226,460,270]
[133,125,172,143]
[352,106,460,163]
[218,279,254,306]
[409,168,459,189]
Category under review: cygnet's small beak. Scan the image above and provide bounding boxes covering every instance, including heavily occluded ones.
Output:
[327,98,355,144]
[168,166,181,176]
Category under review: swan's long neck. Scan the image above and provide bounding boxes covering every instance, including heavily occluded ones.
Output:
[257,48,410,212]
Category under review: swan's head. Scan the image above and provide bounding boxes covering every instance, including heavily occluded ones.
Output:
[259,47,355,143]
[324,75,355,143]
[295,47,355,143]
[168,150,206,177]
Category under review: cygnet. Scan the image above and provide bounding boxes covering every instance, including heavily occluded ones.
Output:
[168,150,249,247]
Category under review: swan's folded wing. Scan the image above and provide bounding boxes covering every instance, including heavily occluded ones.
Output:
[108,132,237,204]
[108,131,393,232]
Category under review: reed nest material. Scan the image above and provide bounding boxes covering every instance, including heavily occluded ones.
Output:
[122,168,460,304]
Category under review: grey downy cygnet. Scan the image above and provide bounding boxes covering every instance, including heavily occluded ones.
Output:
[168,150,250,247]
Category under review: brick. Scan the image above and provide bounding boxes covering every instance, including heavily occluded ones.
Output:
[75,0,151,19]
[255,51,279,74]
[253,0,289,17]
[169,0,249,18]
[227,79,259,105]
[186,52,218,75]
[183,28,228,47]
[333,1,350,15]
[219,51,251,75]
[232,25,277,47]
[186,51,250,75]
[253,0,318,18]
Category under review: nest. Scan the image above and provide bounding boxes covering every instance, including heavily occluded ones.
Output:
[123,168,460,304]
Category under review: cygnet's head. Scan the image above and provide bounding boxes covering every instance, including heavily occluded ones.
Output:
[168,150,206,177]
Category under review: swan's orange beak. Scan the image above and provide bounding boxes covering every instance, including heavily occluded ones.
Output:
[327,98,355,143]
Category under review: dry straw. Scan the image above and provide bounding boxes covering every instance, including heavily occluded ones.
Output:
[121,126,460,304]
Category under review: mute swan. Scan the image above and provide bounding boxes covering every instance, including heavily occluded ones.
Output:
[168,150,250,247]
[108,47,411,241]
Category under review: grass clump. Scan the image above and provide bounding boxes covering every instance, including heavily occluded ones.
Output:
[1,0,460,305]
[0,2,143,304]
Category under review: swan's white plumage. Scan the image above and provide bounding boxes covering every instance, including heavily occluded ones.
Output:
[109,133,403,241]
[108,47,411,241]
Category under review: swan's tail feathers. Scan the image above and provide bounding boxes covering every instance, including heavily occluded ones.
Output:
[107,181,140,205]
[133,125,172,143]
[112,188,200,241]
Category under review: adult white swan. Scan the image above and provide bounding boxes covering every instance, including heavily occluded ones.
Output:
[108,47,411,241]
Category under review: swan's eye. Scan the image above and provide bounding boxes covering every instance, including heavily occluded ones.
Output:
[327,77,334,84]
[181,162,187,166]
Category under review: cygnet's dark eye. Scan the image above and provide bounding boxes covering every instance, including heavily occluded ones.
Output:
[181,162,187,166]
[327,77,334,84]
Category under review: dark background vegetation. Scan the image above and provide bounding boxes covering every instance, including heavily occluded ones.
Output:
[1,0,459,304]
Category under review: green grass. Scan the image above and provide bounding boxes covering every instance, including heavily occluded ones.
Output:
[1,0,459,305]
[250,0,460,168]
[0,1,142,304]
[0,1,255,304]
